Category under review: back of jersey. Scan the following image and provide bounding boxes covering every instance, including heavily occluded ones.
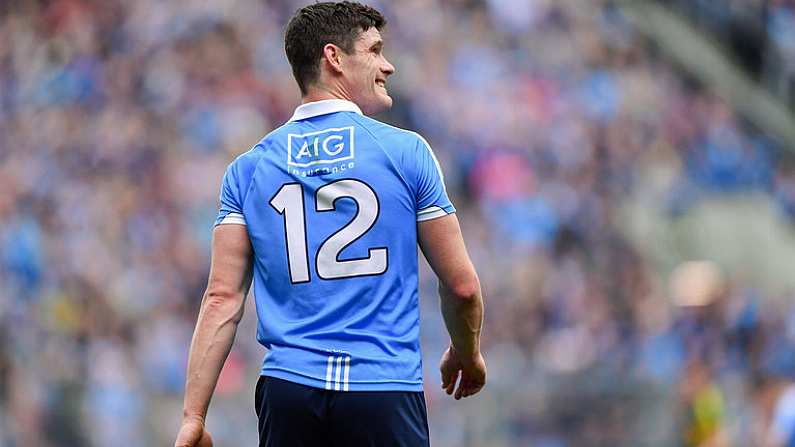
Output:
[215,100,455,392]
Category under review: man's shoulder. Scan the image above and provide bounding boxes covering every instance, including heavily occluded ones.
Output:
[257,121,294,145]
[231,122,295,168]
[348,115,427,148]
[229,143,266,171]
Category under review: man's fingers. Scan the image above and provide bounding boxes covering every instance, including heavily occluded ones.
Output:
[175,421,209,447]
[444,370,458,395]
[455,375,470,400]
[175,429,199,447]
[462,382,483,398]
[440,367,453,389]
[457,374,485,399]
[444,366,486,399]
[198,429,213,447]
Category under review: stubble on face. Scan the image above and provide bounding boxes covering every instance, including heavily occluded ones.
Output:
[344,27,394,115]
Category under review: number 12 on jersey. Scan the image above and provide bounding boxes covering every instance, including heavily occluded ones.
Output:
[269,179,388,283]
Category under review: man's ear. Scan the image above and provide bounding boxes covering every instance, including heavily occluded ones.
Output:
[322,43,345,75]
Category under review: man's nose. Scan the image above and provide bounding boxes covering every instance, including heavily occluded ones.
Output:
[382,57,395,76]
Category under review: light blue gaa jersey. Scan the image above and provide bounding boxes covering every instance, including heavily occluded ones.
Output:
[214,99,455,392]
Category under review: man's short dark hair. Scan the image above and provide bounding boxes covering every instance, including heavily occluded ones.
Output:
[285,2,386,95]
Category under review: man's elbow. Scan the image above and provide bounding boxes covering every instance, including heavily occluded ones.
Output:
[443,275,481,302]
[202,288,245,322]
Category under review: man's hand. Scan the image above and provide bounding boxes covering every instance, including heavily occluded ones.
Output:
[175,417,213,447]
[440,345,486,400]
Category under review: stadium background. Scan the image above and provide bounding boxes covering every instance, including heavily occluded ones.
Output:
[3,0,795,445]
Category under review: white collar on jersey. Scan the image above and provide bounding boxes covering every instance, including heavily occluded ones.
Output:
[289,99,363,121]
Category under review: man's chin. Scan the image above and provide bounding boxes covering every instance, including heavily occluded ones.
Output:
[362,95,393,115]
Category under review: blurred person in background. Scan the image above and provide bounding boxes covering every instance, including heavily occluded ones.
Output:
[761,373,795,447]
[3,0,795,445]
[671,261,729,447]
[174,2,485,446]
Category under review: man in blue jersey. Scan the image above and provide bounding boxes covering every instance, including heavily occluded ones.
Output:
[175,2,485,446]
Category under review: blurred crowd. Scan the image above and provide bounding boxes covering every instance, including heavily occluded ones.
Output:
[660,0,795,109]
[3,0,795,445]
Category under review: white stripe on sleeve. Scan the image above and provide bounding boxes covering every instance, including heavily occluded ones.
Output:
[219,212,246,225]
[417,206,449,222]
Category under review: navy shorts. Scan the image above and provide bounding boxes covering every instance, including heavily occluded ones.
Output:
[254,376,430,447]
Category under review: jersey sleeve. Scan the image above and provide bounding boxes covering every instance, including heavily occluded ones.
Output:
[215,162,247,226]
[410,134,456,222]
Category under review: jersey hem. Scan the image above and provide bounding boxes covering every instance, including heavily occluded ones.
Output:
[261,367,424,392]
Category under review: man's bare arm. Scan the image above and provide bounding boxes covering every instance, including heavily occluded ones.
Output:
[181,224,253,425]
[418,213,485,399]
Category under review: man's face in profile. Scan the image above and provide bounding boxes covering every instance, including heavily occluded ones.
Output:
[341,27,395,115]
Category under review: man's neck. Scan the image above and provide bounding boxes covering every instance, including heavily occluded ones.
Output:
[302,84,353,105]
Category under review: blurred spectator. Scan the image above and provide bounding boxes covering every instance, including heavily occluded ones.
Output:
[2,0,795,445]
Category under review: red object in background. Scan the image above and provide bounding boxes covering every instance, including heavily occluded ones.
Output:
[469,151,536,202]
[215,350,245,396]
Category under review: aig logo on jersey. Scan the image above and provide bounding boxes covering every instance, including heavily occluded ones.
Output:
[287,127,355,176]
